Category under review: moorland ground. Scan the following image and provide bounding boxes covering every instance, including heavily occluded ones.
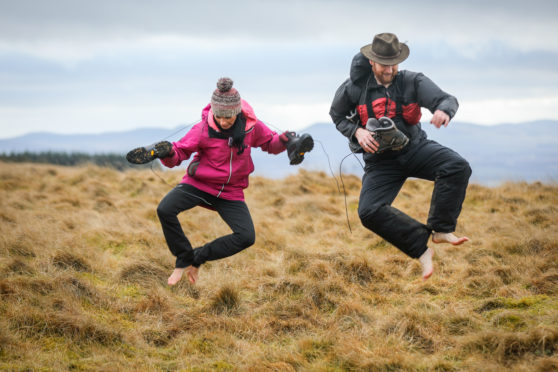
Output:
[1,162,557,371]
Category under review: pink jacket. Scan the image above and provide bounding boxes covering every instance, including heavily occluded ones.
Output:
[160,100,286,201]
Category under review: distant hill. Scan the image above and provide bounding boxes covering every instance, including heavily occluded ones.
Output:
[1,120,557,186]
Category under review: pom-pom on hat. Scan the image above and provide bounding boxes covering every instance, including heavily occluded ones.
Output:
[211,77,242,118]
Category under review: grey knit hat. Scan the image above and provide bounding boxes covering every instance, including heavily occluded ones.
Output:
[211,77,242,117]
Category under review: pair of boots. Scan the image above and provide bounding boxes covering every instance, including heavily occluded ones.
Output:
[126,132,313,165]
[349,116,409,154]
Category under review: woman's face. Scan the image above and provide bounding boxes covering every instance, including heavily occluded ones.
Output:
[214,115,237,130]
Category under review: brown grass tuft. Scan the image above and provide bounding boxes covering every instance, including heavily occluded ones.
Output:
[336,256,383,285]
[445,315,479,336]
[531,272,558,295]
[534,358,558,372]
[462,328,558,363]
[119,261,167,285]
[383,311,437,354]
[52,252,91,272]
[9,309,122,345]
[61,277,98,302]
[5,239,36,257]
[4,259,35,275]
[209,285,240,314]
[142,329,174,347]
[135,289,170,313]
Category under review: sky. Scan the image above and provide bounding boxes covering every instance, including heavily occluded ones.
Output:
[1,0,558,139]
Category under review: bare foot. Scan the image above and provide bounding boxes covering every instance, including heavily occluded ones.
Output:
[419,247,434,280]
[187,266,199,284]
[168,268,185,286]
[432,232,469,246]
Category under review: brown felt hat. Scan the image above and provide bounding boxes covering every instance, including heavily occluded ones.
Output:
[360,33,409,66]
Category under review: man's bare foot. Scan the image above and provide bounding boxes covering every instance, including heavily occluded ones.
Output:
[419,247,434,280]
[168,268,185,286]
[187,266,199,284]
[432,232,469,246]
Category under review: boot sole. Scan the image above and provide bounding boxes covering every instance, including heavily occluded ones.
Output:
[126,147,156,164]
[126,141,173,164]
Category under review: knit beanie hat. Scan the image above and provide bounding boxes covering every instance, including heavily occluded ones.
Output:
[211,77,242,117]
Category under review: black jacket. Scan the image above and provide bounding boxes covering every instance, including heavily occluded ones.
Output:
[330,53,459,159]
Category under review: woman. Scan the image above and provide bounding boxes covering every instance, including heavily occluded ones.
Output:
[126,77,313,285]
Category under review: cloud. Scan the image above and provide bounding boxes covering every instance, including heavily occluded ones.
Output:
[1,0,558,139]
[1,0,558,62]
[454,96,558,125]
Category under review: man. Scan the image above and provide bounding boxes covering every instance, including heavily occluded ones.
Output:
[330,33,471,279]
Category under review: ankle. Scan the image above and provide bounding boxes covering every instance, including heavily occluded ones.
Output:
[419,247,434,280]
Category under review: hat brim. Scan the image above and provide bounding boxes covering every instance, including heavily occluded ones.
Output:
[360,43,409,66]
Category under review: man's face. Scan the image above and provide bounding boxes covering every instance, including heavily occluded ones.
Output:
[370,61,398,85]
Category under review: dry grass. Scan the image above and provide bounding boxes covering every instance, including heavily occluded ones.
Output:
[1,161,557,371]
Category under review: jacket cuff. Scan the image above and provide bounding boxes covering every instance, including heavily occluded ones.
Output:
[349,123,361,143]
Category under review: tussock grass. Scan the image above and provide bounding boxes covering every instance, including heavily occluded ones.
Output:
[1,161,557,370]
[209,285,240,314]
[119,261,168,285]
[53,252,92,272]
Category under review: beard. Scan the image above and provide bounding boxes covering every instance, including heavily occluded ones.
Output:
[372,65,398,85]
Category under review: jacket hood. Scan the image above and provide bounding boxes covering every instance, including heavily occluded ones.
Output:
[350,52,372,85]
[203,99,258,132]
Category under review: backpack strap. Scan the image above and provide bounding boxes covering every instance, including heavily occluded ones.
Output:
[363,75,376,124]
[394,72,405,120]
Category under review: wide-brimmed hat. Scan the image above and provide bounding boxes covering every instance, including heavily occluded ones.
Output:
[360,33,409,66]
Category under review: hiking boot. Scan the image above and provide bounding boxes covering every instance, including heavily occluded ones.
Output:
[126,141,173,164]
[367,117,409,153]
[281,132,314,165]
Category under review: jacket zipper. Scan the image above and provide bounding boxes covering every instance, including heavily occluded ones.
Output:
[384,88,390,116]
[216,148,233,198]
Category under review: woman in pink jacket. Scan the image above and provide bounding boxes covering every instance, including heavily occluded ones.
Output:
[127,78,313,285]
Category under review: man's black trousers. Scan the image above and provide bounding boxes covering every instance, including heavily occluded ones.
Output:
[157,184,255,268]
[358,139,472,259]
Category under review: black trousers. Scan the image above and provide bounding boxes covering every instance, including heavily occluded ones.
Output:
[358,139,471,259]
[157,184,255,268]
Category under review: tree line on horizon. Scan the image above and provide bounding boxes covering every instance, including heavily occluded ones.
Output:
[0,151,158,171]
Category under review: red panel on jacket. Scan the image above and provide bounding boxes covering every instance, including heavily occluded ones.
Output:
[357,100,422,126]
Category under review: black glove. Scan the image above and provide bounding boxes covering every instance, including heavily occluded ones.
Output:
[126,141,174,164]
[349,117,409,154]
[280,131,314,165]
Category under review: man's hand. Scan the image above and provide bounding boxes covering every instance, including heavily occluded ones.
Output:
[355,127,379,153]
[430,110,450,128]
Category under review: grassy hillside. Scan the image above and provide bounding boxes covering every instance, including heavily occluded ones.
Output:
[1,162,557,371]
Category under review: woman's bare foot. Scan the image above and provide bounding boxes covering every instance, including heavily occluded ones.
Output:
[187,266,199,284]
[168,268,185,286]
[419,247,434,280]
[432,232,469,246]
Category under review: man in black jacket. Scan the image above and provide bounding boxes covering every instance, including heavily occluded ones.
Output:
[330,33,472,279]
